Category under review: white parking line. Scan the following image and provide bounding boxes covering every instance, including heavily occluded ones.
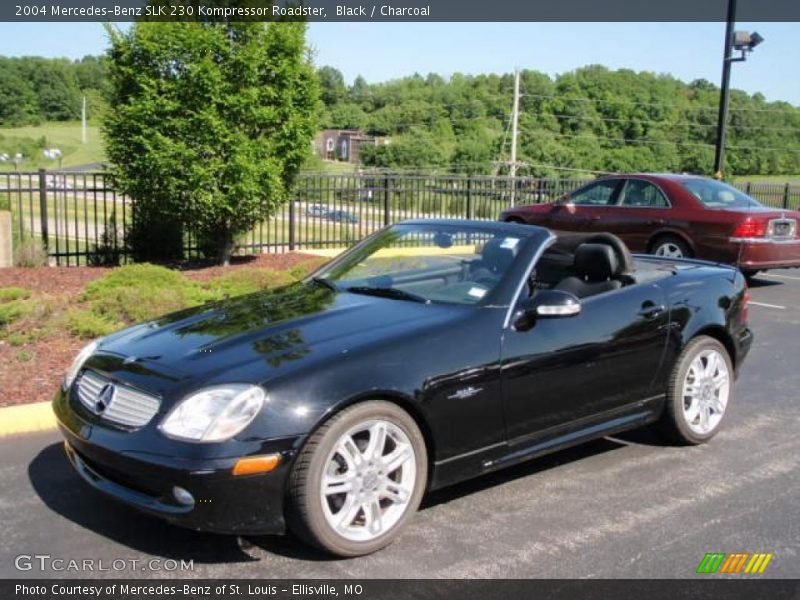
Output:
[761,273,800,281]
[749,301,787,310]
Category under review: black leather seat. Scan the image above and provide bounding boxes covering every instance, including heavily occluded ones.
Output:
[554,243,623,298]
[470,237,518,284]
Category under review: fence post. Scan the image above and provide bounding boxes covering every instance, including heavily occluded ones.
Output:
[466,178,474,219]
[383,176,391,226]
[745,182,751,195]
[288,196,296,251]
[38,168,49,253]
[784,183,790,210]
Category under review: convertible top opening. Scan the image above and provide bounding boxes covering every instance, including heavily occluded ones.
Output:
[533,231,674,298]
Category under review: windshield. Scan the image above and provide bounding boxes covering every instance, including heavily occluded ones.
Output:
[681,179,762,209]
[315,224,525,305]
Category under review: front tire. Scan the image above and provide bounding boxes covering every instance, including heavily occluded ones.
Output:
[288,401,427,557]
[658,336,733,445]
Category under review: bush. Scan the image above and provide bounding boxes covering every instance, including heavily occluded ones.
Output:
[81,264,207,323]
[15,348,34,363]
[0,286,31,302]
[203,268,294,301]
[87,211,123,267]
[14,238,48,267]
[66,309,122,339]
[0,300,29,326]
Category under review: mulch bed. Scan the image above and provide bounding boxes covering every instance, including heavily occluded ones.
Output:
[0,252,320,408]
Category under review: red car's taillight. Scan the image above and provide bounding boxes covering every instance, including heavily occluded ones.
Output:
[732,219,767,238]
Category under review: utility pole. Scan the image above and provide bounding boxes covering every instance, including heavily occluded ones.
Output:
[509,68,521,206]
[713,0,737,179]
[81,95,87,144]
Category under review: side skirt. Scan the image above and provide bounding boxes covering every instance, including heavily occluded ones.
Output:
[429,394,664,490]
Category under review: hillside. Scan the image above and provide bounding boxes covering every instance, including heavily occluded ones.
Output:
[318,65,800,177]
[0,122,104,172]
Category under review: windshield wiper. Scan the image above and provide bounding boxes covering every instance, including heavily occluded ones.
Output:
[310,276,338,291]
[345,286,430,304]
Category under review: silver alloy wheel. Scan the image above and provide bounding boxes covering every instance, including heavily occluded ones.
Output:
[654,242,684,258]
[681,348,730,435]
[320,419,417,542]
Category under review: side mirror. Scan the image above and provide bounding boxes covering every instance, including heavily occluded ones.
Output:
[513,289,581,331]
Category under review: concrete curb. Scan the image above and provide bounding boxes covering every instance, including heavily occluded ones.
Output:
[0,401,57,437]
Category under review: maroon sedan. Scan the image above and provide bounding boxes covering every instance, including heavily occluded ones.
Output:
[501,174,800,277]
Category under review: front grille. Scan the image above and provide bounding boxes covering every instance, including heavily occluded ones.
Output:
[76,370,161,428]
[767,218,797,239]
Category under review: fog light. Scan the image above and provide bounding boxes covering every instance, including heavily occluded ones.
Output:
[172,486,195,506]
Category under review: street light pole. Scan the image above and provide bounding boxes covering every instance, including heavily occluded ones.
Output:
[713,0,737,179]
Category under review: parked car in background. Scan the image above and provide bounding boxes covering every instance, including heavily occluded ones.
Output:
[501,174,800,278]
[54,220,751,557]
[327,209,359,224]
[304,203,329,218]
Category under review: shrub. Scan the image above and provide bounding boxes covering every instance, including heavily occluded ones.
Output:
[81,263,207,323]
[15,349,34,363]
[14,238,48,267]
[66,309,122,339]
[286,257,327,280]
[0,301,28,326]
[0,287,31,302]
[203,268,295,301]
[87,211,123,267]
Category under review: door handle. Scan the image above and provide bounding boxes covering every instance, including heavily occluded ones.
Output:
[638,303,666,320]
[647,219,665,226]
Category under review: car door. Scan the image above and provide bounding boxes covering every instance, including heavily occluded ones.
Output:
[500,281,669,442]
[551,178,625,232]
[591,178,672,252]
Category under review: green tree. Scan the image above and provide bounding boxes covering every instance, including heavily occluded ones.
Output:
[103,21,319,265]
[318,65,347,106]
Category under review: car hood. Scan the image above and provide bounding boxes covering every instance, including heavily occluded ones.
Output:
[88,282,453,396]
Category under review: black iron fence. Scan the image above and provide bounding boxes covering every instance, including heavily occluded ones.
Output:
[2,170,799,266]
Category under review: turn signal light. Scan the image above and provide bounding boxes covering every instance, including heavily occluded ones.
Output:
[232,454,281,476]
[732,219,766,238]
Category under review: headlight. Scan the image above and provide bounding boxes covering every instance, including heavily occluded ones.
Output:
[159,385,266,443]
[63,340,100,390]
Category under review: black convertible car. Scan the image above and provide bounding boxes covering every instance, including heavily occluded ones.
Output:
[53,220,752,556]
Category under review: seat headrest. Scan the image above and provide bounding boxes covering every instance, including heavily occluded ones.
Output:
[574,243,619,281]
[480,237,518,273]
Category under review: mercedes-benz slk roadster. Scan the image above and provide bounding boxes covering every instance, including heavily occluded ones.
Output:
[54,220,752,556]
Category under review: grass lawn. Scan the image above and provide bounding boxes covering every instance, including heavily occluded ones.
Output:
[0,122,105,171]
[733,174,800,185]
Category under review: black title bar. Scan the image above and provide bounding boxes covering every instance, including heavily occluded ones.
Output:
[3,0,800,22]
[4,579,800,600]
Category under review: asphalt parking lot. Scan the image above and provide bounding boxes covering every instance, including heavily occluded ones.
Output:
[1,269,798,579]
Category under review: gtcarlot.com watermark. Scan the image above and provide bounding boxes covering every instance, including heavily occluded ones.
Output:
[14,554,194,572]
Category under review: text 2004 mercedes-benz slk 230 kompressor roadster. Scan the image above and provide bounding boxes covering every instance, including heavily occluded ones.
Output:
[53,220,752,556]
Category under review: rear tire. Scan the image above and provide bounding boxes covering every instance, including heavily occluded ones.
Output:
[657,336,733,445]
[650,235,692,259]
[288,401,427,557]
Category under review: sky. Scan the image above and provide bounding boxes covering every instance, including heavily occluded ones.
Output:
[0,21,798,105]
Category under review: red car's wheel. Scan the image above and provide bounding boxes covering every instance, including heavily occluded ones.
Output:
[650,235,692,259]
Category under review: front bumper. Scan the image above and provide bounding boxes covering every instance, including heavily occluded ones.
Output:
[730,238,800,270]
[55,393,301,535]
